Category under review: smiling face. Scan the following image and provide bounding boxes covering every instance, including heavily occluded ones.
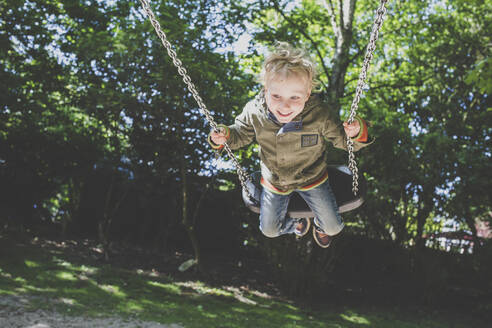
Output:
[265,73,311,124]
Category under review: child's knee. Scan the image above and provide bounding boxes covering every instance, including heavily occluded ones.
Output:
[259,222,281,238]
[317,220,344,236]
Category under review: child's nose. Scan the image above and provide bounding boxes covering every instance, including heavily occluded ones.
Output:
[281,100,291,109]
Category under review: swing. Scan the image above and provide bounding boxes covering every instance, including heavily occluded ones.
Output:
[242,165,367,217]
[139,0,387,218]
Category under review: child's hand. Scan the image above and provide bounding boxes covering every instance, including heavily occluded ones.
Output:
[343,120,360,138]
[210,127,228,145]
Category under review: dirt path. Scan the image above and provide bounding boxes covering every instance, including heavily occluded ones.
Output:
[0,295,184,328]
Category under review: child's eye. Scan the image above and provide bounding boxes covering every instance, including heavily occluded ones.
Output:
[291,96,300,101]
[272,94,281,99]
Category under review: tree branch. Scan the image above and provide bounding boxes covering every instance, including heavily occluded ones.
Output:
[343,0,357,30]
[342,75,436,98]
[348,41,366,63]
[322,0,340,38]
[338,0,344,29]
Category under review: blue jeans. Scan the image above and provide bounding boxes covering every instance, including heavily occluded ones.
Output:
[259,179,344,237]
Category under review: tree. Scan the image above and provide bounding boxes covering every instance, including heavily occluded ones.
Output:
[222,0,491,295]
[1,0,254,265]
[0,0,109,230]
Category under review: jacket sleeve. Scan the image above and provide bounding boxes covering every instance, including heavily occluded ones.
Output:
[322,108,374,152]
[207,101,256,151]
[227,101,257,149]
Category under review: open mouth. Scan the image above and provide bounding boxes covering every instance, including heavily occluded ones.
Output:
[277,111,293,118]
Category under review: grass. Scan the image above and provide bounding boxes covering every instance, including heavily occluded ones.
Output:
[0,234,486,328]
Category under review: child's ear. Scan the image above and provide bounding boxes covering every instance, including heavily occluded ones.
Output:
[306,89,312,99]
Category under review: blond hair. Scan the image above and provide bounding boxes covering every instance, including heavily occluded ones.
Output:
[259,42,320,91]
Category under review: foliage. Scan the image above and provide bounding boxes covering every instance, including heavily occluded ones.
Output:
[218,0,492,296]
[1,0,491,304]
[235,0,492,244]
[0,0,252,244]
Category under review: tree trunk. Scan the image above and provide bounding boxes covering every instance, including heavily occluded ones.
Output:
[415,193,433,249]
[325,0,357,107]
[180,155,203,272]
[99,173,128,261]
[463,204,480,252]
[176,110,203,271]
[99,174,114,237]
[61,177,82,240]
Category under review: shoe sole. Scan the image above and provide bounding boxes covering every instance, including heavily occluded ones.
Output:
[313,228,332,248]
[295,218,311,238]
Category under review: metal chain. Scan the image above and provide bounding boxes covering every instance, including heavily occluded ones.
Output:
[140,0,387,198]
[346,0,388,195]
[138,0,253,199]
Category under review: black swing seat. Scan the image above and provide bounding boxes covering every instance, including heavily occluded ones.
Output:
[242,165,367,218]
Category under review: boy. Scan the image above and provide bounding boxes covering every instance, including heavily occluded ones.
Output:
[209,43,371,248]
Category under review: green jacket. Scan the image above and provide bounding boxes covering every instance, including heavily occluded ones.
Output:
[212,93,372,191]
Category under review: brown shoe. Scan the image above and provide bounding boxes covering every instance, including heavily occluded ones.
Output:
[294,218,311,237]
[313,228,333,248]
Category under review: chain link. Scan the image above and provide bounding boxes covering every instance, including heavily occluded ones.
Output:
[346,0,388,195]
[138,0,253,199]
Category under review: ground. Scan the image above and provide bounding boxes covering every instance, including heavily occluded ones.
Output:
[1,232,490,328]
[0,294,183,328]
